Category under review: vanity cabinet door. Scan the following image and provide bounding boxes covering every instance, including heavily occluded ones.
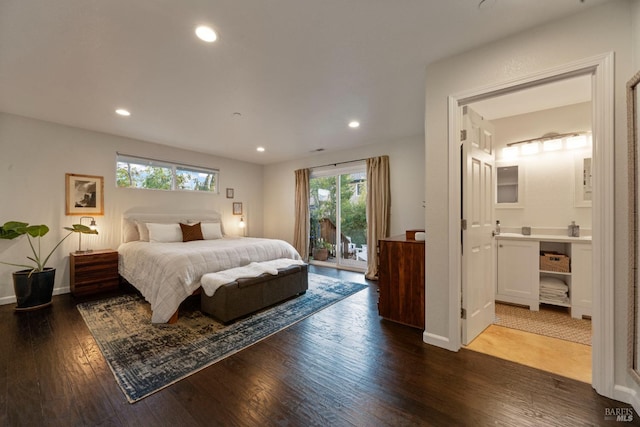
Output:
[571,243,592,319]
[496,239,539,310]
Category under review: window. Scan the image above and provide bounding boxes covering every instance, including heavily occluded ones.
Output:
[175,166,217,191]
[116,154,218,193]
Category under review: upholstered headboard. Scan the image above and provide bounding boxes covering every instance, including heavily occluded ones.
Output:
[121,210,224,243]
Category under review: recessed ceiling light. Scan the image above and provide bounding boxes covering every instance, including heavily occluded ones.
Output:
[348,121,360,128]
[115,109,131,117]
[195,25,217,43]
[256,147,265,152]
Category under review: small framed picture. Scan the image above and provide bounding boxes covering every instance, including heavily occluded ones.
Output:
[226,188,234,198]
[66,173,104,215]
[233,202,243,215]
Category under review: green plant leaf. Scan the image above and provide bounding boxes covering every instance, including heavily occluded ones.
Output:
[64,224,99,235]
[1,221,97,271]
[0,229,21,239]
[25,224,49,238]
[0,221,29,239]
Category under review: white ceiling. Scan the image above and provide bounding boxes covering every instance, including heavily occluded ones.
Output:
[0,0,611,165]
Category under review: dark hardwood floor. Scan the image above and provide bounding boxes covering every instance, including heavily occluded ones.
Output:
[0,265,636,426]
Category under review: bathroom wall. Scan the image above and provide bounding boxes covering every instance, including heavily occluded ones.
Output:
[492,102,592,234]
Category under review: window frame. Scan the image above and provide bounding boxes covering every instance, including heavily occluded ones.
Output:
[116,153,219,194]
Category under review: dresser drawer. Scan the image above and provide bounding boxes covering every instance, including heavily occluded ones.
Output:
[70,250,119,296]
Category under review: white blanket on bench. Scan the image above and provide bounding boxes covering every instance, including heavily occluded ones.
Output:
[200,258,305,296]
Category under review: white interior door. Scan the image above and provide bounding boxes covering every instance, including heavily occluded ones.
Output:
[461,105,496,345]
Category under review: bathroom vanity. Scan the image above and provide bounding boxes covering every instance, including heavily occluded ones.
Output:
[495,233,592,319]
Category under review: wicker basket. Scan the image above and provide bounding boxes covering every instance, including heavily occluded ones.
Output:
[540,251,570,273]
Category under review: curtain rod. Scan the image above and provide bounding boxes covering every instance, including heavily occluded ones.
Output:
[116,151,219,172]
[310,158,368,169]
[506,131,588,147]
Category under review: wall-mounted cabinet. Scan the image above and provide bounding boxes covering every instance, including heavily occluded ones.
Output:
[496,163,524,208]
[497,166,519,203]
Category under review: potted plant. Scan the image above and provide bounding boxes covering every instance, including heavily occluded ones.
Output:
[0,221,98,310]
[312,238,332,261]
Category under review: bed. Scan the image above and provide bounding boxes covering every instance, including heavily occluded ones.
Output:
[117,210,306,323]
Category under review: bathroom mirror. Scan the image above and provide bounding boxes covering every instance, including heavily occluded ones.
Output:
[627,69,640,384]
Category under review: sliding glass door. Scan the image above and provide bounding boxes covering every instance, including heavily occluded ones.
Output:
[309,164,367,271]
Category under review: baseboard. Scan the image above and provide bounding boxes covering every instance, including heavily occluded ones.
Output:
[0,286,70,306]
[613,384,640,415]
[0,295,15,306]
[423,331,459,352]
[53,286,70,296]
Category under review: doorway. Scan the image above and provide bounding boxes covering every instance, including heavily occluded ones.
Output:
[463,88,593,382]
[309,163,368,272]
[448,53,615,395]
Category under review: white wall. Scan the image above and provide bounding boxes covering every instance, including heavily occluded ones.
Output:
[633,0,640,70]
[424,0,634,399]
[262,136,425,243]
[0,113,264,302]
[0,112,425,301]
[492,102,592,232]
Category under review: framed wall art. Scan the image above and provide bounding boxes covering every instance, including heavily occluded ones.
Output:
[226,188,234,198]
[65,173,104,215]
[233,202,243,215]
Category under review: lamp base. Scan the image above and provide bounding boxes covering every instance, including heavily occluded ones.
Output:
[75,249,93,254]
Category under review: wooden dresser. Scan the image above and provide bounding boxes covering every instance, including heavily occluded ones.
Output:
[69,249,119,297]
[377,235,425,329]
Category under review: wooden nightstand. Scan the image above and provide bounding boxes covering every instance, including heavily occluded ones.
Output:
[69,249,119,297]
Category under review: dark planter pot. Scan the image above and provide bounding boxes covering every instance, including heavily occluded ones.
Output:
[12,268,55,311]
[313,248,329,261]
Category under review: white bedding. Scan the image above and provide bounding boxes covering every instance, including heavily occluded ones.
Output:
[118,237,302,323]
[200,258,305,297]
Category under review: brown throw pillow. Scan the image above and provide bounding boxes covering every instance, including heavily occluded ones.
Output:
[180,222,204,242]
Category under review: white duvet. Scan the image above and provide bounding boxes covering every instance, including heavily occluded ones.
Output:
[200,258,305,296]
[118,237,302,323]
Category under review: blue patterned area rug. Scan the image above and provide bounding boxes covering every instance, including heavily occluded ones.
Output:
[77,273,367,403]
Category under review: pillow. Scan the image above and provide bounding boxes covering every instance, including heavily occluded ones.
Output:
[136,221,151,242]
[122,219,140,242]
[146,223,183,243]
[201,222,223,240]
[180,222,204,242]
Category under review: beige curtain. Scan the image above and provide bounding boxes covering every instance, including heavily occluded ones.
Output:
[365,156,390,280]
[293,168,310,261]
